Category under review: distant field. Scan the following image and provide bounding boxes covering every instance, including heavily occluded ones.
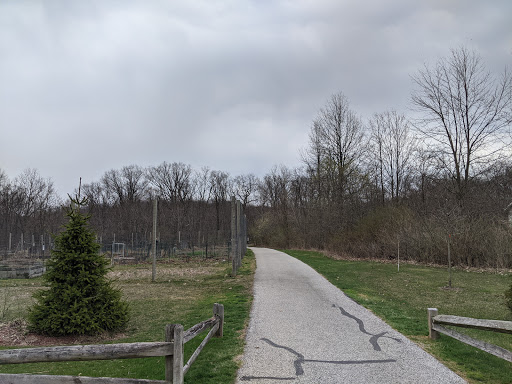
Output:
[284,249,512,384]
[0,251,256,383]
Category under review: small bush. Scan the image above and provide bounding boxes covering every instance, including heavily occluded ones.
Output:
[252,211,290,248]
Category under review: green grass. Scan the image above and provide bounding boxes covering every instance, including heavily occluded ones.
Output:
[283,249,512,384]
[0,251,256,383]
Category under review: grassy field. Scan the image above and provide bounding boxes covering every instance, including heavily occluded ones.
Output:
[0,250,256,383]
[284,250,512,384]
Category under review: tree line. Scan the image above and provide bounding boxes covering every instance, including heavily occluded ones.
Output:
[255,46,512,268]
[1,46,511,268]
[0,163,260,252]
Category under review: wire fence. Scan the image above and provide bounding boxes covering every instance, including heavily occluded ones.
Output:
[0,198,248,278]
[0,230,233,272]
[0,233,52,261]
[99,230,232,264]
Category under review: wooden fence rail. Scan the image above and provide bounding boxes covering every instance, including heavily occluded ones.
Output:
[0,303,224,384]
[427,307,512,363]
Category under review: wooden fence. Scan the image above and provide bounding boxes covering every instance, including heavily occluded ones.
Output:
[427,307,512,362]
[0,303,224,384]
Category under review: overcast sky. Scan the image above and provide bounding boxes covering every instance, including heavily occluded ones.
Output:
[1,0,511,197]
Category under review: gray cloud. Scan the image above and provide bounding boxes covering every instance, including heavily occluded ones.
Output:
[1,0,511,196]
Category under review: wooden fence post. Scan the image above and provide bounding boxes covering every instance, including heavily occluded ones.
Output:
[428,308,439,340]
[173,324,184,384]
[213,303,224,338]
[165,324,175,383]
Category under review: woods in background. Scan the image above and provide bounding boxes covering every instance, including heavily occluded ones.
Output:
[1,46,511,268]
[255,46,512,268]
[0,164,260,256]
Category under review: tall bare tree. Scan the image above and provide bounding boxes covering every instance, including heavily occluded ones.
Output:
[100,165,149,238]
[147,162,193,203]
[411,46,512,205]
[193,167,212,203]
[0,168,60,241]
[258,166,292,247]
[209,170,231,234]
[12,169,57,217]
[369,111,417,202]
[233,174,259,208]
[81,181,109,207]
[0,168,7,189]
[147,162,194,237]
[101,165,149,205]
[80,181,110,235]
[301,119,325,201]
[316,92,366,205]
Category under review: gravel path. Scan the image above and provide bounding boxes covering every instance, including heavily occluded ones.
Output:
[236,248,466,383]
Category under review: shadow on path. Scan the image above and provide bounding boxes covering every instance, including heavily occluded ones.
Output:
[332,304,401,351]
[240,304,398,382]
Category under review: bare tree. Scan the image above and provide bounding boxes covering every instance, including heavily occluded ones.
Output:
[100,165,149,238]
[79,181,111,235]
[121,165,149,203]
[8,169,59,237]
[147,162,193,203]
[301,118,325,201]
[193,167,212,203]
[0,169,11,239]
[101,165,149,205]
[369,111,417,202]
[0,168,7,189]
[316,92,366,205]
[411,46,512,205]
[258,166,292,247]
[81,181,109,207]
[12,169,57,218]
[147,162,194,237]
[410,147,439,214]
[259,166,291,208]
[209,170,231,234]
[233,174,259,208]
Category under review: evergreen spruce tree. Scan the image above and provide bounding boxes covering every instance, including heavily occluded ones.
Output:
[29,195,129,336]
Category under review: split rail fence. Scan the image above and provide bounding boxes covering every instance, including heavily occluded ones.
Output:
[427,307,512,362]
[0,303,224,384]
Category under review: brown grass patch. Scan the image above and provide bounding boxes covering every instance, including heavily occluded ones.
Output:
[108,265,220,280]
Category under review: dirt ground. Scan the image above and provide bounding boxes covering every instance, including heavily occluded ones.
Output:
[0,319,124,347]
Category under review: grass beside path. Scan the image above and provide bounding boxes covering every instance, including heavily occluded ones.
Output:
[0,250,256,383]
[284,249,512,384]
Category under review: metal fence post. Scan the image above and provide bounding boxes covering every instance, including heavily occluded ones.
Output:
[231,196,237,276]
[236,200,241,268]
[152,198,158,282]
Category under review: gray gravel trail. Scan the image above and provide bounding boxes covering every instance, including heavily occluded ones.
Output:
[236,248,466,384]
